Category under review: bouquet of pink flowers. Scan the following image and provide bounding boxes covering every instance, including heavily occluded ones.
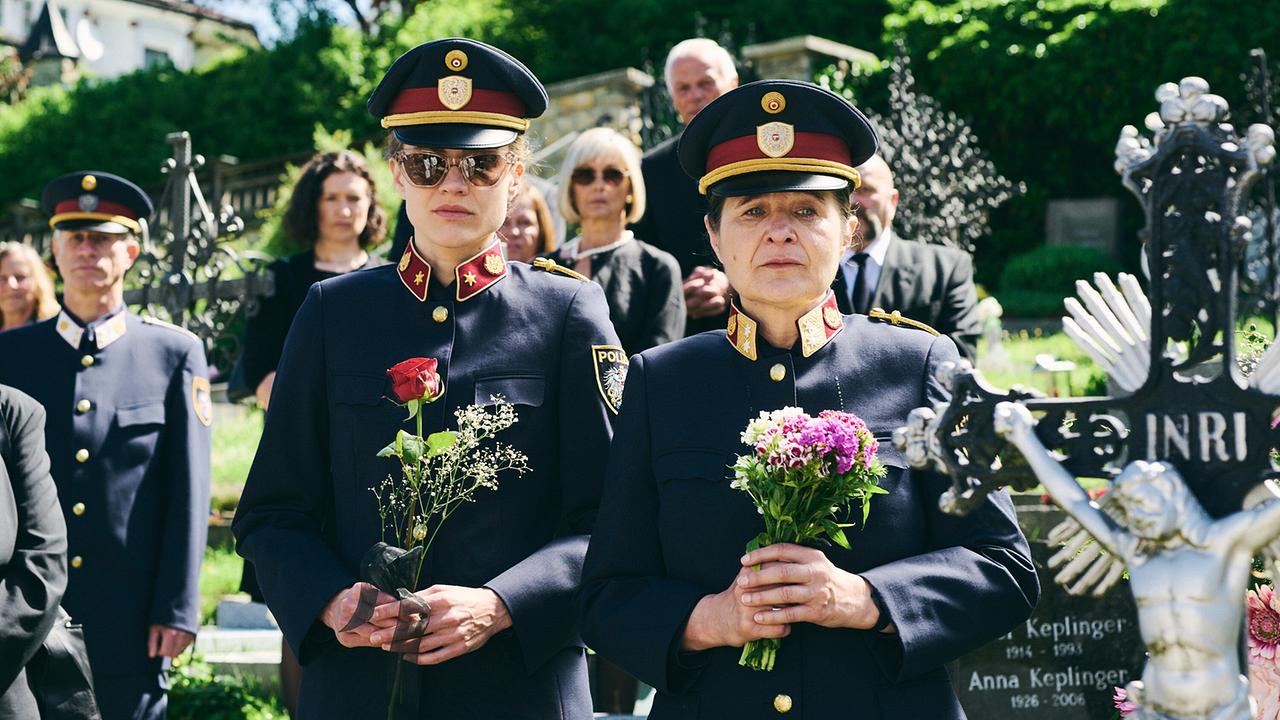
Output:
[731,407,888,671]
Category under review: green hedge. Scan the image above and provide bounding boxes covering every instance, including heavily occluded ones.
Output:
[996,244,1123,317]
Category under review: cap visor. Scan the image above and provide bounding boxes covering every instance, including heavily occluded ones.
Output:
[393,125,518,150]
[54,219,133,234]
[708,171,850,198]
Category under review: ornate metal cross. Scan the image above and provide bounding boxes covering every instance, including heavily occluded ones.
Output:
[897,78,1278,720]
[125,131,273,372]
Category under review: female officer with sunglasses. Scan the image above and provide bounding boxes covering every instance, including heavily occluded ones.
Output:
[547,127,685,353]
[234,38,622,719]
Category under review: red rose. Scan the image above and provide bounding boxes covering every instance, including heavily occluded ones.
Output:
[387,358,442,404]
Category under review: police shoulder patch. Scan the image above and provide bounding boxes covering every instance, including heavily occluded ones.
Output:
[591,345,628,415]
[532,257,589,282]
[192,376,213,427]
[867,308,940,336]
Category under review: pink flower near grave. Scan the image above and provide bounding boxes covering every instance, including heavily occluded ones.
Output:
[1249,585,1280,662]
[1251,660,1280,720]
[1112,686,1136,717]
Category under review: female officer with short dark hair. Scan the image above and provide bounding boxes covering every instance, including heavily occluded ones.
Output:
[234,38,622,719]
[578,80,1039,718]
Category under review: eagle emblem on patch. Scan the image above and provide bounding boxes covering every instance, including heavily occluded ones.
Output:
[756,122,794,158]
[78,194,98,212]
[591,345,629,415]
[438,75,473,110]
[192,376,213,427]
[484,253,504,275]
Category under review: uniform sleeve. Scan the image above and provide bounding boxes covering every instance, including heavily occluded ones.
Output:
[938,251,981,363]
[0,393,67,687]
[485,280,619,671]
[859,333,1039,679]
[577,355,709,696]
[638,249,686,352]
[233,283,355,663]
[149,341,212,634]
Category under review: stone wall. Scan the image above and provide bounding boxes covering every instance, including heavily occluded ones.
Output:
[533,67,655,169]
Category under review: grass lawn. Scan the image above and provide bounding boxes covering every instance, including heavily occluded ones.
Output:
[212,407,263,513]
[201,542,248,626]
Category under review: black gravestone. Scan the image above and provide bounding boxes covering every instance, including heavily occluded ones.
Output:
[949,501,1145,718]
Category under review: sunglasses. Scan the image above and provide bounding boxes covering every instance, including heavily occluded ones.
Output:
[396,151,515,188]
[570,167,628,186]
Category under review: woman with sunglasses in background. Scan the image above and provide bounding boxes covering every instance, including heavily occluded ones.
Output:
[233,39,623,719]
[548,128,684,353]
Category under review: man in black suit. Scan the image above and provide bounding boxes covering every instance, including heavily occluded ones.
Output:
[833,154,982,360]
[632,38,739,336]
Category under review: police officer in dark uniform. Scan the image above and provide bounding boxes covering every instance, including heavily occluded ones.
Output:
[0,172,212,720]
[232,38,621,719]
[577,80,1039,718]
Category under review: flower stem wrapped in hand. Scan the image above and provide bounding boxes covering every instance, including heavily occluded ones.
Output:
[731,407,888,671]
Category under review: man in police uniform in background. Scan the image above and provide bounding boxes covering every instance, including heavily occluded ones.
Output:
[0,171,211,720]
[632,38,739,336]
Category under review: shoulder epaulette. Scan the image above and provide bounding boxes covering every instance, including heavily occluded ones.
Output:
[141,315,201,342]
[532,257,589,282]
[868,307,940,336]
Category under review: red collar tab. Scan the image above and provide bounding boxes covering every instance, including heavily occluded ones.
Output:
[798,291,844,357]
[396,239,433,302]
[454,242,507,301]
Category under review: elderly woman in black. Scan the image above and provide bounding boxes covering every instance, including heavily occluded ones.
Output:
[577,80,1038,718]
[548,127,685,352]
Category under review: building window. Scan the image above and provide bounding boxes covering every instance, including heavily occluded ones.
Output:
[144,47,172,68]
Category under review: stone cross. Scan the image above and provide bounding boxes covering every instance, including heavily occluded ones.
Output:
[895,77,1277,720]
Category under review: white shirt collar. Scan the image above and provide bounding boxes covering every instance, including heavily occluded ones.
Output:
[862,225,893,265]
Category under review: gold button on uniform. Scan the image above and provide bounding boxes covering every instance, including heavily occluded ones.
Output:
[81,355,95,367]
[432,306,449,323]
[72,502,85,516]
[769,363,787,382]
[70,556,83,569]
[75,449,89,463]
[76,399,92,413]
[773,693,792,713]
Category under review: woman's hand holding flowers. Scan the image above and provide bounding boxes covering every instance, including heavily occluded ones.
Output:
[681,565,791,653]
[367,584,512,665]
[737,543,890,632]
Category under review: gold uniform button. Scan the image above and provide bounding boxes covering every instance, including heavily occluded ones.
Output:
[81,355,95,367]
[70,556,83,569]
[72,502,85,516]
[773,693,792,713]
[432,306,449,323]
[769,363,787,382]
[75,449,89,463]
[76,399,92,413]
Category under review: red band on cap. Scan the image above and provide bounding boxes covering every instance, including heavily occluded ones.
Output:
[54,199,138,219]
[706,132,853,173]
[388,87,526,118]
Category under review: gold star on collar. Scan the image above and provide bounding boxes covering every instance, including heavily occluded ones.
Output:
[464,272,477,286]
[414,271,425,286]
[725,292,843,360]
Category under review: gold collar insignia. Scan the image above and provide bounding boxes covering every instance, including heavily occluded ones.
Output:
[54,310,128,351]
[725,291,844,360]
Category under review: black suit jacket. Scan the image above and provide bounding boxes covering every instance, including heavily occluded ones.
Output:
[633,135,727,336]
[578,316,1038,718]
[0,385,67,717]
[833,236,981,361]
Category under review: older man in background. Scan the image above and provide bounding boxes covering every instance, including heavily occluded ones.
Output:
[834,154,982,360]
[632,38,739,336]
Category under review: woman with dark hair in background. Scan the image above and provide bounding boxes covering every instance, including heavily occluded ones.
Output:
[240,149,389,409]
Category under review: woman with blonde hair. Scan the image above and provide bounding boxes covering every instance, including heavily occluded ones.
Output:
[0,242,58,331]
[499,181,557,262]
[549,127,684,352]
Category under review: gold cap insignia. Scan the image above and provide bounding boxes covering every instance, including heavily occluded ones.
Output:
[78,194,98,211]
[81,175,97,191]
[484,253,504,275]
[761,91,786,114]
[438,75,473,111]
[445,49,468,72]
[756,122,795,158]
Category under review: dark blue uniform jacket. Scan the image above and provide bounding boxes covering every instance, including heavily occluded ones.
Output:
[578,310,1039,719]
[233,254,620,719]
[0,312,211,678]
